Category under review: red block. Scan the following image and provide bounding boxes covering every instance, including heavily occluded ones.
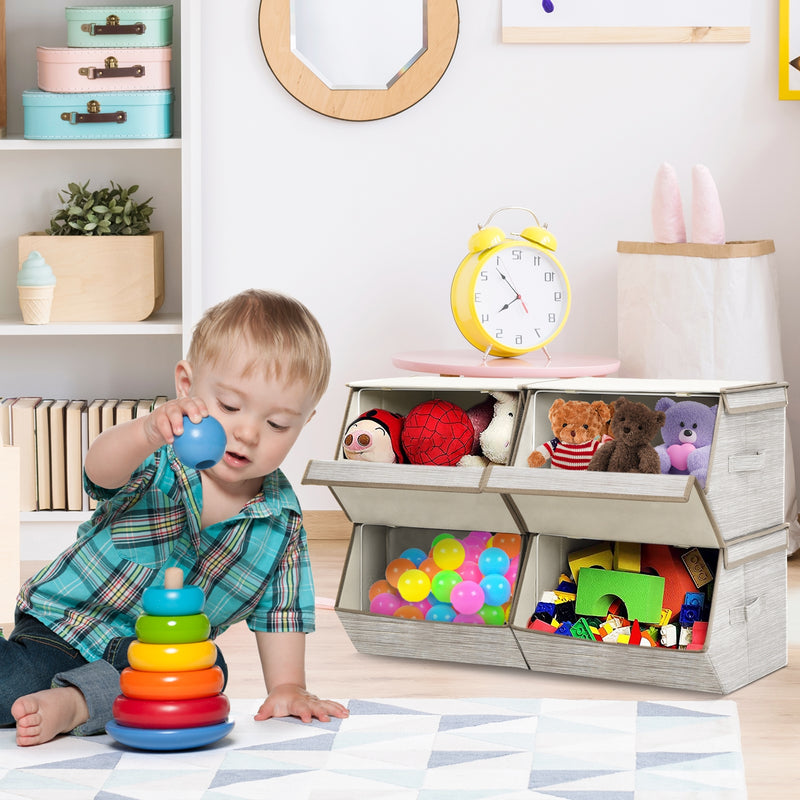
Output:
[640,544,698,623]
[528,618,556,633]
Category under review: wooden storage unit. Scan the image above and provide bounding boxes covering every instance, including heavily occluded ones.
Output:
[306,376,789,694]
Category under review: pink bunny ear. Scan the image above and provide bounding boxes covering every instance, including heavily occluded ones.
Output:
[691,164,726,244]
[651,163,686,243]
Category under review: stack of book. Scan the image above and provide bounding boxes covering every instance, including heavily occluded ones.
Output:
[0,395,168,512]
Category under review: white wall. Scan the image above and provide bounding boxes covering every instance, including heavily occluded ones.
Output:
[200,1,800,510]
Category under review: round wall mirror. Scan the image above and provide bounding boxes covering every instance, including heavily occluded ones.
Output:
[259,0,459,121]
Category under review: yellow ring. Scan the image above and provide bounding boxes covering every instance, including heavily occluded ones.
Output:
[127,640,217,672]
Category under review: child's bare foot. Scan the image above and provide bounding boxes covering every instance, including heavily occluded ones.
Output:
[11,687,90,746]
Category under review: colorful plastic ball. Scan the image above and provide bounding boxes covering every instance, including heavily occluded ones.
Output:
[419,557,440,581]
[385,557,416,588]
[368,579,397,602]
[454,613,485,624]
[431,532,456,548]
[478,547,510,576]
[463,543,484,564]
[394,604,425,620]
[370,592,402,616]
[478,605,506,626]
[505,556,519,587]
[492,532,522,559]
[431,570,462,603]
[456,561,482,583]
[172,415,227,470]
[400,547,427,567]
[480,574,511,607]
[450,580,485,615]
[432,538,465,571]
[468,531,492,545]
[425,603,457,623]
[396,569,431,603]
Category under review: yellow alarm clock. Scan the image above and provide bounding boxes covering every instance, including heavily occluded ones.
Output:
[450,207,572,358]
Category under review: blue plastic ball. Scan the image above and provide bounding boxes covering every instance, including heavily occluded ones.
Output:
[173,416,227,470]
[400,547,427,567]
[425,603,457,623]
[480,574,511,607]
[478,547,511,577]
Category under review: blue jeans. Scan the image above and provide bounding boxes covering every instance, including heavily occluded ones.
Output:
[0,612,228,736]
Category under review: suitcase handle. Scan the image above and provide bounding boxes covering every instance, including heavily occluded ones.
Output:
[79,58,146,80]
[81,15,146,36]
[60,100,127,125]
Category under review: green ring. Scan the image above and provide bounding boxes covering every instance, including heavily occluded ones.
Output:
[135,613,211,644]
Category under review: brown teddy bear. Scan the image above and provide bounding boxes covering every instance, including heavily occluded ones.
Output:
[587,396,665,474]
[528,398,613,470]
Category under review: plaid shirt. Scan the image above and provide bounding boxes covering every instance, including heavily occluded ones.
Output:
[18,446,315,662]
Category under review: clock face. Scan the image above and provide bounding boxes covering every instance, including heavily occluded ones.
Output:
[471,242,570,353]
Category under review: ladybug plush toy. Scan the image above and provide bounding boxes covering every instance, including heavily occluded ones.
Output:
[342,409,407,463]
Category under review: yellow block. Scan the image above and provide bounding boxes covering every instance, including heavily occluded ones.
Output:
[613,541,641,572]
[567,542,613,580]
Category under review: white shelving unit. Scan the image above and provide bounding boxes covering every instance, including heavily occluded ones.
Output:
[1,1,200,559]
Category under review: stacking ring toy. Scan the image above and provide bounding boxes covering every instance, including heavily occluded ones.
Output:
[105,720,235,752]
[112,695,230,729]
[135,613,211,644]
[127,640,217,672]
[120,666,225,701]
[142,584,205,617]
[172,415,227,470]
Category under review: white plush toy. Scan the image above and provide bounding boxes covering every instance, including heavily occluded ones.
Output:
[458,391,516,467]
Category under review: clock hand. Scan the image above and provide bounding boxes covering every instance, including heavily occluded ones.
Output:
[496,267,529,314]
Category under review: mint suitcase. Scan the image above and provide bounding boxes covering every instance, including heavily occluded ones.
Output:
[65,5,173,48]
[23,89,173,140]
[37,46,172,93]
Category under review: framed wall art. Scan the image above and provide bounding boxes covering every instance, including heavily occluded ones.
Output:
[780,0,800,99]
[502,0,750,45]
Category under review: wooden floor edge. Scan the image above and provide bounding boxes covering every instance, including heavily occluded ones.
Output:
[303,509,351,539]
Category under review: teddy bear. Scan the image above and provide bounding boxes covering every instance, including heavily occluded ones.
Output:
[459,391,517,467]
[342,409,407,463]
[654,397,717,488]
[528,398,613,470]
[587,397,665,474]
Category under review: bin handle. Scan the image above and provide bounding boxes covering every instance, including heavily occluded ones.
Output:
[729,595,762,625]
[728,450,766,473]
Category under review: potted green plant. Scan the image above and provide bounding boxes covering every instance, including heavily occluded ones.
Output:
[17,180,164,322]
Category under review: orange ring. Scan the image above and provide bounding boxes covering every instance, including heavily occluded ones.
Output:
[127,640,217,672]
[120,666,225,700]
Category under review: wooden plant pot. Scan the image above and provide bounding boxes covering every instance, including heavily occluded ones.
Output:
[17,231,164,322]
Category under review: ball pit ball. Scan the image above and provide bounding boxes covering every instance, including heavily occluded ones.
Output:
[425,603,457,623]
[431,570,462,603]
[432,538,465,571]
[394,604,424,620]
[479,574,511,607]
[399,547,427,567]
[492,532,522,559]
[419,557,440,581]
[450,580,485,615]
[370,592,403,616]
[454,613,485,624]
[385,557,416,588]
[172,415,227,470]
[368,579,397,602]
[431,532,456,547]
[478,547,511,577]
[478,605,506,626]
[396,569,431,602]
[456,561,482,583]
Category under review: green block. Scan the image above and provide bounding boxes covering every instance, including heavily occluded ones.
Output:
[569,617,596,641]
[575,568,665,624]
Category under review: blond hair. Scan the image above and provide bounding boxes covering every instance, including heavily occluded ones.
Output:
[187,289,330,405]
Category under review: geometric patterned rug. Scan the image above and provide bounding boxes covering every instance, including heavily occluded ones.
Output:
[0,698,746,799]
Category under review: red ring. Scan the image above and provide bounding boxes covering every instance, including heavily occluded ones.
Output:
[112,694,230,729]
[119,666,225,701]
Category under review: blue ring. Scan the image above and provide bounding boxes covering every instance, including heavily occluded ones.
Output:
[142,585,205,617]
[105,719,234,751]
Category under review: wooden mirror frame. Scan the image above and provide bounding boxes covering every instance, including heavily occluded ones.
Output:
[258,0,459,121]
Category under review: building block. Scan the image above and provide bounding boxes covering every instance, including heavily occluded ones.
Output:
[641,543,698,622]
[613,541,641,572]
[686,621,709,651]
[567,542,613,580]
[575,567,665,624]
[569,617,595,641]
[528,618,556,633]
[681,547,714,588]
[555,621,573,636]
[679,603,702,626]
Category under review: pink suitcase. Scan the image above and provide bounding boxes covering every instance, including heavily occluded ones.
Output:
[37,46,171,93]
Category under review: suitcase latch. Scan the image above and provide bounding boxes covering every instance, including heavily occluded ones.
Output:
[81,15,147,36]
[79,56,145,80]
[60,99,128,125]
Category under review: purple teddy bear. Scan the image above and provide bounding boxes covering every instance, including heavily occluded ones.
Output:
[654,397,717,489]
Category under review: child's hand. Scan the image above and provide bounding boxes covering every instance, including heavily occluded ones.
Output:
[254,683,349,724]
[143,397,209,449]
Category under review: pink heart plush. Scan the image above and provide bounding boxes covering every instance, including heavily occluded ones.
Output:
[667,443,695,471]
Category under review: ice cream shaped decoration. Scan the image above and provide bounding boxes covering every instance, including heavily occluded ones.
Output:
[17,251,56,325]
[105,567,234,751]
